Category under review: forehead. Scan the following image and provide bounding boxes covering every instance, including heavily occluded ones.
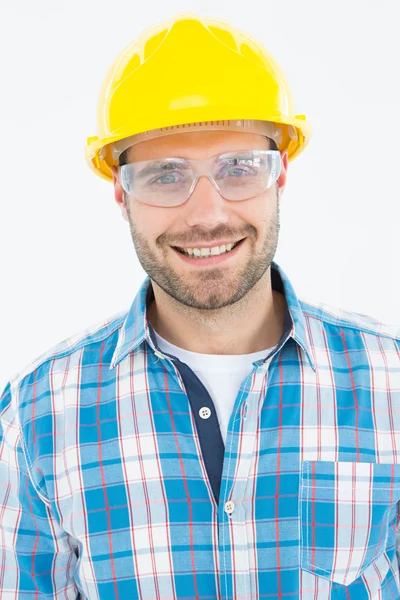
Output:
[127,130,270,162]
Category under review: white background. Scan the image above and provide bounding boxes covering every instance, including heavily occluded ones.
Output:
[0,0,399,388]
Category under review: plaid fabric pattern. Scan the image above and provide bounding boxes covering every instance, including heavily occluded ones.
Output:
[300,461,400,586]
[1,260,400,599]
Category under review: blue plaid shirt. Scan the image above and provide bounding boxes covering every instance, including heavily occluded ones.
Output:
[1,260,400,599]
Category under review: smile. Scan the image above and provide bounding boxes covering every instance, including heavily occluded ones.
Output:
[171,238,246,266]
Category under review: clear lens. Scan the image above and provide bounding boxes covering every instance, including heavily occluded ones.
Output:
[119,150,281,207]
[213,150,280,201]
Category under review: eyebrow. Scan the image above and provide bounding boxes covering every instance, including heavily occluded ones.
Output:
[132,150,260,176]
[134,159,190,177]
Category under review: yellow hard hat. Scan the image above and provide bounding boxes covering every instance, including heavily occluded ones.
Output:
[86,13,312,182]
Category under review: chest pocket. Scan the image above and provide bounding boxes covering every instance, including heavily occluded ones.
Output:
[300,460,400,586]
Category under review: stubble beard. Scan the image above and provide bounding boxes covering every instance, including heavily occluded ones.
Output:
[124,190,280,311]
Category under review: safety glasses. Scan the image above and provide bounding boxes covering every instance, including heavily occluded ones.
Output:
[118,149,281,207]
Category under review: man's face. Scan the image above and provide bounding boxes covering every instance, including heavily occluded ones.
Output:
[112,130,288,310]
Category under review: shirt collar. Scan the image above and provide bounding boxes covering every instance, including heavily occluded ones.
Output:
[110,260,316,372]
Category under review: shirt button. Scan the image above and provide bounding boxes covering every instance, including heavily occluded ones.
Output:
[224,501,235,515]
[199,406,211,419]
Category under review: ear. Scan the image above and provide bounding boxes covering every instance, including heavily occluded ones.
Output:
[277,150,288,195]
[111,166,129,222]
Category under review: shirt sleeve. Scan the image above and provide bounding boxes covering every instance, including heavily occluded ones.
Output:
[0,380,79,598]
[396,502,400,576]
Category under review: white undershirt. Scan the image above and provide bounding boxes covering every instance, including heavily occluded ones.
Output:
[152,329,275,445]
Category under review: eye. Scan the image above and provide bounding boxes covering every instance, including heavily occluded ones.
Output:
[151,171,184,185]
[217,164,254,178]
[227,166,252,176]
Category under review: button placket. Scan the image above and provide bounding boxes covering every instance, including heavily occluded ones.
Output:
[220,365,270,598]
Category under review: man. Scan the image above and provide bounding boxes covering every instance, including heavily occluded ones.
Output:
[1,13,400,600]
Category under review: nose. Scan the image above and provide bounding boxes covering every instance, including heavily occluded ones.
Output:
[184,174,230,228]
[187,173,220,200]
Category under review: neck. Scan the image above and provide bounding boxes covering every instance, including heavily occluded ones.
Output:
[146,270,286,355]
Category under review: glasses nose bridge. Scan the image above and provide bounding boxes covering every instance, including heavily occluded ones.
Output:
[189,155,220,195]
[190,153,216,174]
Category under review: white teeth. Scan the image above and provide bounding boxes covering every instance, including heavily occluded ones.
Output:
[178,242,238,258]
